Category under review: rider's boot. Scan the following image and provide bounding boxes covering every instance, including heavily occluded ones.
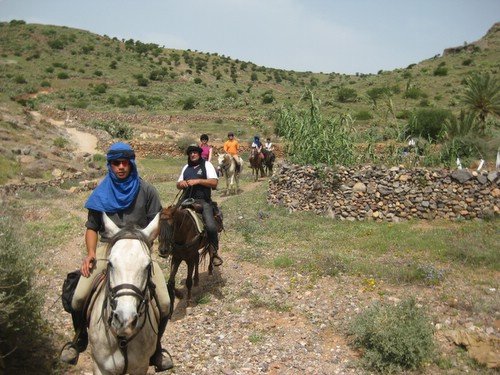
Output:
[60,310,88,365]
[149,316,174,372]
[211,244,223,266]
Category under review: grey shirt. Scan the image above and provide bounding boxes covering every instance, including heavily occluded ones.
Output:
[85,179,162,242]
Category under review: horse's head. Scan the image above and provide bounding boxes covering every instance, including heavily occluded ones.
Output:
[103,213,159,338]
[158,206,175,257]
[218,153,230,168]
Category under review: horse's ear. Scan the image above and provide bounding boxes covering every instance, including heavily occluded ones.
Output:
[142,212,160,242]
[103,213,120,237]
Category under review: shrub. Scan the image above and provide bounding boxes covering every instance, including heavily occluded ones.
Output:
[404,86,425,99]
[181,96,196,110]
[408,108,453,140]
[349,298,434,372]
[137,76,148,86]
[0,218,54,373]
[194,77,202,84]
[87,119,133,139]
[14,75,27,84]
[94,70,103,77]
[40,80,51,88]
[48,39,64,50]
[57,72,69,79]
[53,136,69,148]
[336,86,357,103]
[462,58,473,66]
[433,66,448,76]
[261,90,275,104]
[92,83,108,94]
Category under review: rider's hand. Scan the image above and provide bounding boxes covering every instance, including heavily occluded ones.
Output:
[81,255,96,278]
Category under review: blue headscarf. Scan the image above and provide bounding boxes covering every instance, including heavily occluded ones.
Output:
[253,135,262,148]
[84,142,141,213]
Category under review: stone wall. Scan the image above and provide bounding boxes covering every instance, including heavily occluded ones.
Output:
[268,163,500,221]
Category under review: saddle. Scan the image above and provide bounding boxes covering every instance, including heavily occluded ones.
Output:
[180,199,224,233]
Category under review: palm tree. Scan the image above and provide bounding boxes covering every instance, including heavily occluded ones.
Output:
[461,73,500,134]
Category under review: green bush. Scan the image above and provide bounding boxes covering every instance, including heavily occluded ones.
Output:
[462,58,473,66]
[14,75,27,84]
[40,80,51,88]
[336,86,357,103]
[57,72,69,79]
[92,83,108,94]
[261,90,275,104]
[404,86,425,99]
[408,108,454,140]
[48,39,64,50]
[0,218,54,373]
[87,119,133,139]
[53,136,69,148]
[433,66,448,76]
[349,298,434,373]
[181,96,196,110]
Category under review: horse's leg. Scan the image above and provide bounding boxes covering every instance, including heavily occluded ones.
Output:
[229,173,235,195]
[225,174,229,195]
[186,260,195,305]
[193,251,200,286]
[168,258,183,299]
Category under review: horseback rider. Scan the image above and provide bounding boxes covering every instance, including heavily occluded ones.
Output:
[199,133,213,162]
[264,137,274,152]
[60,142,173,372]
[176,144,223,266]
[223,132,242,171]
[251,135,265,159]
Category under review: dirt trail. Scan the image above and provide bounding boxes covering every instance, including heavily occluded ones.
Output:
[29,111,98,155]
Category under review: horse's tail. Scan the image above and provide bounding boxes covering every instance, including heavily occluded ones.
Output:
[200,241,211,264]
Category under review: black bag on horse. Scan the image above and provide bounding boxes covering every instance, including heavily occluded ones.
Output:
[62,270,81,313]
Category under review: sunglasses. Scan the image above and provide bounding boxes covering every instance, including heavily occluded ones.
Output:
[110,159,130,167]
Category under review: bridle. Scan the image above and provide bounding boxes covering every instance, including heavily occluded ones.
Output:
[102,235,158,374]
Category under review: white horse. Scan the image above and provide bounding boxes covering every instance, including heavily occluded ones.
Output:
[88,213,161,375]
[217,153,242,195]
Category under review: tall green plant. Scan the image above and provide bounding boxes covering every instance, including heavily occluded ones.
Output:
[276,90,355,166]
[461,72,500,133]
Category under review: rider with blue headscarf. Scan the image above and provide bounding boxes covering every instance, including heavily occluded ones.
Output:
[61,142,174,372]
[251,135,264,158]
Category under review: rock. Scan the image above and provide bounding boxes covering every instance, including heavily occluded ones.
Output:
[352,182,366,193]
[451,169,473,183]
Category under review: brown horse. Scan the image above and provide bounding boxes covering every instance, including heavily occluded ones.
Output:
[158,204,219,304]
[249,148,265,181]
[262,150,275,176]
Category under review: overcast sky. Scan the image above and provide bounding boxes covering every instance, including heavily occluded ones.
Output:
[0,0,498,74]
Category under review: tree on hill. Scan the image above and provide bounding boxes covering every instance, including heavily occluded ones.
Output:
[461,72,500,134]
